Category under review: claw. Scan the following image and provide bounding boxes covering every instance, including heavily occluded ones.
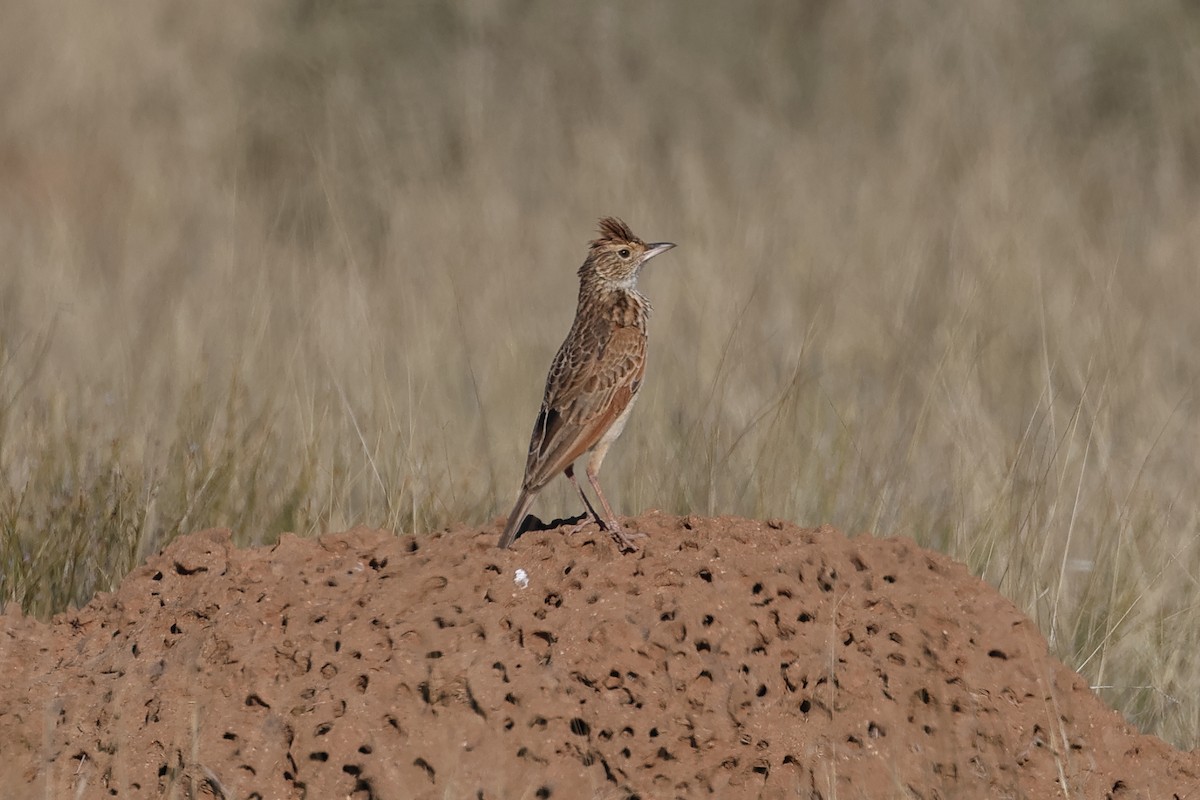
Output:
[608,525,646,554]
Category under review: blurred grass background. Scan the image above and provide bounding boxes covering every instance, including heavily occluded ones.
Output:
[1,0,1198,746]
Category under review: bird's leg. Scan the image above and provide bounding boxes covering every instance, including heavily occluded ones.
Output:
[565,465,605,535]
[586,461,645,553]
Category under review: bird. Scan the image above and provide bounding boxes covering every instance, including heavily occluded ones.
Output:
[497,217,676,552]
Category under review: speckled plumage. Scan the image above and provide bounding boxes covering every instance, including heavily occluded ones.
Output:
[498,218,676,551]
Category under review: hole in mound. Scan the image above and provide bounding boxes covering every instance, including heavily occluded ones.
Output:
[799,699,811,714]
[702,615,714,626]
[223,732,237,741]
[923,725,934,735]
[467,687,487,719]
[570,718,590,736]
[405,539,419,553]
[660,611,675,621]
[843,631,855,646]
[536,788,552,799]
[321,663,337,678]
[309,752,329,762]
[756,685,767,698]
[359,745,372,754]
[798,613,812,623]
[851,556,867,571]
[869,722,885,738]
[657,747,674,761]
[357,675,369,693]
[751,583,764,595]
[620,747,631,759]
[545,593,562,608]
[883,575,896,583]
[695,640,711,652]
[426,651,443,659]
[152,571,163,581]
[369,557,388,570]
[531,716,548,729]
[698,569,712,582]
[504,718,514,730]
[173,562,207,576]
[988,649,1008,660]
[245,694,270,709]
[411,758,434,781]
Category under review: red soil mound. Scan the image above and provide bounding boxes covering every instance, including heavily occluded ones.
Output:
[1,514,1196,799]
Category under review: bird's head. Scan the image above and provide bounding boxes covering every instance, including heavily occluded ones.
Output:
[582,217,675,288]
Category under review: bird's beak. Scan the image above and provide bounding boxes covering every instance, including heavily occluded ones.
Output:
[643,242,676,262]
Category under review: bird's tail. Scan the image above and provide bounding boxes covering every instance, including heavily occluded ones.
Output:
[498,488,537,549]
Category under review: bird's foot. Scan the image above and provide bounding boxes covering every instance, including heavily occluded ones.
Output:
[561,512,644,553]
[607,525,646,554]
[560,512,598,539]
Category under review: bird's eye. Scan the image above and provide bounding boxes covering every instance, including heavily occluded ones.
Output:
[618,248,631,258]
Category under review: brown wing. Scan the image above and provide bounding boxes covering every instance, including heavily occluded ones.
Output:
[521,322,646,492]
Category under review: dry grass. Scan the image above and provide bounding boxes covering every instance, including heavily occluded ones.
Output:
[1,0,1198,746]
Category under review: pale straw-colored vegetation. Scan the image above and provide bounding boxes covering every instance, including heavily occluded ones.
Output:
[2,0,1198,746]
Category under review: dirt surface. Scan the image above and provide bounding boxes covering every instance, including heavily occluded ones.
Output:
[1,514,1196,799]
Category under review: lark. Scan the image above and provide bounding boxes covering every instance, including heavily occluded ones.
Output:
[497,217,676,552]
